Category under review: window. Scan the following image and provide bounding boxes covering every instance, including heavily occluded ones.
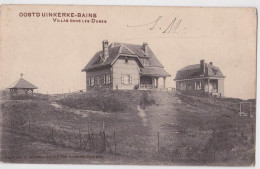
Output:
[90,77,95,86]
[106,74,111,84]
[121,74,132,84]
[212,82,217,90]
[187,84,192,90]
[180,82,186,91]
[87,77,95,87]
[143,59,149,66]
[96,76,100,85]
[88,78,91,87]
[195,81,201,90]
[102,74,111,85]
[212,68,218,75]
[103,75,106,85]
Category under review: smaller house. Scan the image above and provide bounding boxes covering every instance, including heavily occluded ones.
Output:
[8,74,38,97]
[174,60,225,97]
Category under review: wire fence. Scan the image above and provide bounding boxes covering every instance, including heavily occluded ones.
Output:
[3,118,255,163]
[6,120,116,154]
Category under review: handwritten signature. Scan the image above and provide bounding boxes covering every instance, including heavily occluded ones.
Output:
[126,16,182,34]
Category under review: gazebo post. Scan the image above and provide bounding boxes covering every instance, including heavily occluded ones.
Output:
[163,77,166,89]
[156,77,159,89]
[207,79,210,93]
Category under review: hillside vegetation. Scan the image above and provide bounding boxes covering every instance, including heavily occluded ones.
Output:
[0,90,255,165]
[56,90,144,112]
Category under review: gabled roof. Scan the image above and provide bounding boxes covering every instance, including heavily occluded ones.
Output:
[123,43,164,68]
[175,63,225,80]
[82,42,165,71]
[8,78,38,89]
[83,45,121,71]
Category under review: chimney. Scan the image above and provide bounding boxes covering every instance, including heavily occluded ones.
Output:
[143,42,148,53]
[210,62,213,66]
[102,40,109,61]
[200,59,205,75]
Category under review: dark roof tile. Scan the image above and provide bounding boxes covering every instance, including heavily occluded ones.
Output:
[82,42,165,71]
[8,78,38,89]
[175,63,225,80]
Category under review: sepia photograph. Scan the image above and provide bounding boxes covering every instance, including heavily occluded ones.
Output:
[0,4,257,167]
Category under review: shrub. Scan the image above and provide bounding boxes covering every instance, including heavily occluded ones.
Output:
[134,85,139,90]
[57,94,126,112]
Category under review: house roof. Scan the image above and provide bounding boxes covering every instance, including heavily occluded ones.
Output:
[141,67,171,77]
[83,45,121,71]
[8,78,38,89]
[175,63,225,80]
[82,42,165,72]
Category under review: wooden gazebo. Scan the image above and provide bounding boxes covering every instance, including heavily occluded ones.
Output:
[8,74,38,97]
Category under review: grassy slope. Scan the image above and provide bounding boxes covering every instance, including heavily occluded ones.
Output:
[145,92,255,165]
[0,90,256,165]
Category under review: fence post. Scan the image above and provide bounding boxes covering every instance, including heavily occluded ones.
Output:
[157,131,160,157]
[114,130,116,154]
[251,125,254,143]
[213,129,216,164]
[104,131,107,151]
[79,129,82,148]
[51,127,54,140]
[239,102,241,116]
[103,131,113,153]
[250,102,252,117]
[28,120,31,133]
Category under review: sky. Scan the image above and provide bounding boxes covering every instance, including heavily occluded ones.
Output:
[0,5,257,99]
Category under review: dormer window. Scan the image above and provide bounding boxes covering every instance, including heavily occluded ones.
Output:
[143,59,149,66]
[212,68,218,75]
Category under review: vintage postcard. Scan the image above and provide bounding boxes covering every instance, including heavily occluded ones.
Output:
[0,5,257,166]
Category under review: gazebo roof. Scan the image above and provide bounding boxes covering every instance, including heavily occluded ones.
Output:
[8,78,38,89]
